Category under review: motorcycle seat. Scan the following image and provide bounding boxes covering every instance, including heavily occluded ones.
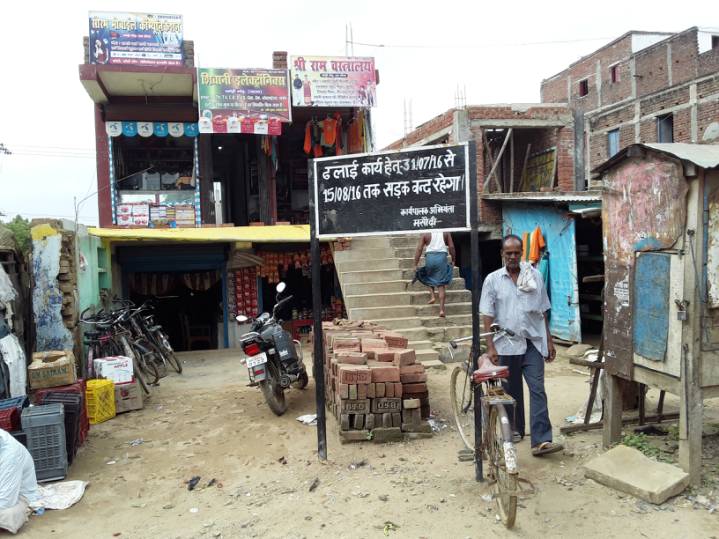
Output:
[472,354,509,383]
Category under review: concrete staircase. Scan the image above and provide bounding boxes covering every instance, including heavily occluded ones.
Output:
[333,235,474,362]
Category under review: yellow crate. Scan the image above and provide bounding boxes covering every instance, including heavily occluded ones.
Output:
[86,379,116,424]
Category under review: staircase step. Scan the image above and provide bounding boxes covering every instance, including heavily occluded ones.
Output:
[343,280,408,295]
[425,325,475,342]
[345,292,412,309]
[345,237,393,250]
[409,289,471,306]
[340,269,405,285]
[390,236,419,248]
[333,247,396,262]
[416,349,440,362]
[336,257,414,272]
[364,316,426,330]
[348,305,416,321]
[421,313,473,327]
[415,302,473,317]
[408,340,435,351]
[407,277,467,292]
[399,266,460,280]
[387,326,430,341]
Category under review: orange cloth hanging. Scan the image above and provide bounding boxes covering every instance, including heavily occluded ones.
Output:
[322,118,337,146]
[529,226,546,264]
[347,112,364,153]
[303,121,312,154]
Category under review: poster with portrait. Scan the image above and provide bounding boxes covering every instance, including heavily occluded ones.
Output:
[290,56,377,108]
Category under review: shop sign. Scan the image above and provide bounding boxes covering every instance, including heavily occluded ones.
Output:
[197,68,291,134]
[291,56,377,108]
[105,122,198,138]
[312,143,471,238]
[88,11,183,66]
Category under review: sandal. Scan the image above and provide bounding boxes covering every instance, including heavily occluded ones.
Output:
[512,432,523,443]
[532,441,564,457]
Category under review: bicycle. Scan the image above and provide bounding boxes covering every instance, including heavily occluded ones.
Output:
[448,324,521,529]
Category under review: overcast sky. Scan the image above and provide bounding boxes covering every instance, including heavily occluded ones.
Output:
[0,1,711,225]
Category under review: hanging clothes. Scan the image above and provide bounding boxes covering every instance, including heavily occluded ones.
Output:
[303,120,324,157]
[303,121,312,154]
[347,111,365,153]
[521,231,530,263]
[529,226,546,264]
[322,117,337,146]
[537,251,550,290]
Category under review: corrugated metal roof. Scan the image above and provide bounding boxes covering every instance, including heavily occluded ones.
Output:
[594,143,719,174]
[481,191,602,203]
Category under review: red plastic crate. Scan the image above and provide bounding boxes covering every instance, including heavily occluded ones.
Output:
[0,407,20,432]
[33,379,90,445]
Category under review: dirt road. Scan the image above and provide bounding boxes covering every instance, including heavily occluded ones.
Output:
[19,349,718,538]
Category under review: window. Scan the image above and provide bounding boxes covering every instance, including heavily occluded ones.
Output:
[657,114,674,143]
[578,79,589,97]
[610,64,620,83]
[607,129,620,157]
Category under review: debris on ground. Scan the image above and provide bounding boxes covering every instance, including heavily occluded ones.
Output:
[186,476,201,491]
[308,478,320,492]
[296,414,317,425]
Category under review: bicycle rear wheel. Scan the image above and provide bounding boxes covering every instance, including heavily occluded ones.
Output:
[157,332,182,374]
[135,351,161,385]
[487,405,518,529]
[450,365,475,451]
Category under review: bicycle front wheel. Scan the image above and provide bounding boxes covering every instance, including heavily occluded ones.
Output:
[488,405,518,529]
[450,365,475,451]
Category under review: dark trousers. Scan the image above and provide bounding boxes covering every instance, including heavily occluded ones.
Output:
[498,340,553,447]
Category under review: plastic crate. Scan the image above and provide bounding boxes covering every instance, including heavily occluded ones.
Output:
[21,403,68,482]
[10,430,27,447]
[42,393,82,465]
[0,407,20,431]
[86,379,116,424]
[34,379,89,445]
[0,395,30,412]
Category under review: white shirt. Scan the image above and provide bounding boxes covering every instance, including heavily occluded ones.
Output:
[479,265,551,356]
[427,232,448,253]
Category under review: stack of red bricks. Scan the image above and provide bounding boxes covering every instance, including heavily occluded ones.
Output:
[321,320,431,443]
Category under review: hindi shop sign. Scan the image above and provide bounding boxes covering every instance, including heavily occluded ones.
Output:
[312,144,471,238]
[197,68,291,135]
[291,56,376,108]
[88,11,183,66]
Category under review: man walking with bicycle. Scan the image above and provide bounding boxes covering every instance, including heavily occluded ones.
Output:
[479,235,563,457]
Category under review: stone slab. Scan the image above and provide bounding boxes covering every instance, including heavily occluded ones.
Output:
[583,445,690,504]
[421,359,447,370]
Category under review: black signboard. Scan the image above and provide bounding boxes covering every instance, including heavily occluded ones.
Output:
[311,143,471,238]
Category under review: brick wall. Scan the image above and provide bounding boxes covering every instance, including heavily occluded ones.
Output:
[634,43,672,96]
[698,99,719,140]
[669,31,699,85]
[699,47,719,77]
[272,51,288,70]
[385,109,455,150]
[556,127,575,191]
[541,72,568,102]
[640,86,691,116]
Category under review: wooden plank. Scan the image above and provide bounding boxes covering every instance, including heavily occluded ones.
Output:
[520,143,532,189]
[569,357,605,369]
[509,130,514,194]
[560,412,679,434]
[482,128,512,192]
[603,373,623,447]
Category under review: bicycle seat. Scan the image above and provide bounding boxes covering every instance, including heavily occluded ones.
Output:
[472,354,509,383]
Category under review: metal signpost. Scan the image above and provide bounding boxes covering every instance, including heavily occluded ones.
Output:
[308,142,481,474]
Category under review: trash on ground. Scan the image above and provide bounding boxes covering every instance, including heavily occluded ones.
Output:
[296,414,317,426]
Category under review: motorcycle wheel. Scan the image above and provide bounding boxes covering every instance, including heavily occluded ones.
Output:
[260,364,287,416]
[293,370,309,390]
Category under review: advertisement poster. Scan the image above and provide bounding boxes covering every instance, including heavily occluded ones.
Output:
[197,68,291,135]
[291,56,377,108]
[88,11,183,66]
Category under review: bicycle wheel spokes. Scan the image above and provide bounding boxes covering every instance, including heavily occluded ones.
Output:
[489,406,518,529]
[450,365,475,451]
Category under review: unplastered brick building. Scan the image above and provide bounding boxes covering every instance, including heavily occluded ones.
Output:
[541,27,719,184]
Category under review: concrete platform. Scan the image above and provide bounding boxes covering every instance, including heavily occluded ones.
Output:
[583,445,690,504]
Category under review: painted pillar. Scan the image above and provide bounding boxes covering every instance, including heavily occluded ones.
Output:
[95,105,112,227]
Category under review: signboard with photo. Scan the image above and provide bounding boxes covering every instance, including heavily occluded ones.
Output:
[312,144,471,238]
[88,11,183,66]
[197,68,291,135]
[290,56,376,108]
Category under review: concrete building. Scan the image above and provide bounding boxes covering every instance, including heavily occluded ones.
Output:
[541,27,719,183]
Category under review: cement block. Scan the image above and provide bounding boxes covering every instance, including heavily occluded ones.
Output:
[583,445,690,504]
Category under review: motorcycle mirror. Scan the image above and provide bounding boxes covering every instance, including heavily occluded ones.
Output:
[236,315,249,323]
[276,282,287,294]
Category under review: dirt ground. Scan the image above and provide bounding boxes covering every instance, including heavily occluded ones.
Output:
[18,347,719,538]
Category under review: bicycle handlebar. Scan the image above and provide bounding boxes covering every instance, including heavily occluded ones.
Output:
[449,325,516,348]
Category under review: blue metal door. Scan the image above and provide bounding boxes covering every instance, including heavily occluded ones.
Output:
[503,204,581,342]
[633,252,671,361]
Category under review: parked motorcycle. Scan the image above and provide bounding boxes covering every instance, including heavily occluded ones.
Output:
[237,282,308,415]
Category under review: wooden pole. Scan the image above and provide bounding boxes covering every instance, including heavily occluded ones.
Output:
[509,130,514,193]
[308,160,327,461]
[482,128,512,192]
[603,373,624,447]
[520,143,532,192]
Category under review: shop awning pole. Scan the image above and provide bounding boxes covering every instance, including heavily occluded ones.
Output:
[308,161,328,460]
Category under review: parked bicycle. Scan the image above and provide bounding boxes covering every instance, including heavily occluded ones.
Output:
[448,324,523,529]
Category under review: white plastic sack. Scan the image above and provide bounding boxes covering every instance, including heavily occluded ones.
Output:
[38,481,87,510]
[0,430,39,511]
[0,499,29,534]
[0,264,15,303]
[0,334,27,397]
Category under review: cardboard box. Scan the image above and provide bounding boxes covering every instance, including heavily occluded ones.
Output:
[94,356,134,384]
[28,351,77,389]
[114,379,144,413]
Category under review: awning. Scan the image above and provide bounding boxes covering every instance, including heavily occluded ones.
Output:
[89,225,311,244]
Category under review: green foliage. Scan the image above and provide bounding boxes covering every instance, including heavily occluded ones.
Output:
[622,433,662,459]
[4,215,31,255]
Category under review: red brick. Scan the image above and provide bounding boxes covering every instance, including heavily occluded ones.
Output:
[375,350,396,362]
[403,382,428,393]
[333,337,360,351]
[393,349,416,366]
[370,365,400,383]
[361,338,387,352]
[394,382,403,398]
[338,383,349,399]
[375,382,386,398]
[400,372,428,384]
[357,383,368,400]
[400,364,425,375]
[338,366,372,384]
[367,382,376,398]
[382,333,409,348]
[335,352,368,365]
[385,382,395,398]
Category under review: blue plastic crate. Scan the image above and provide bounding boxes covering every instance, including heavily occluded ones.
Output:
[21,404,68,482]
[0,396,30,411]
